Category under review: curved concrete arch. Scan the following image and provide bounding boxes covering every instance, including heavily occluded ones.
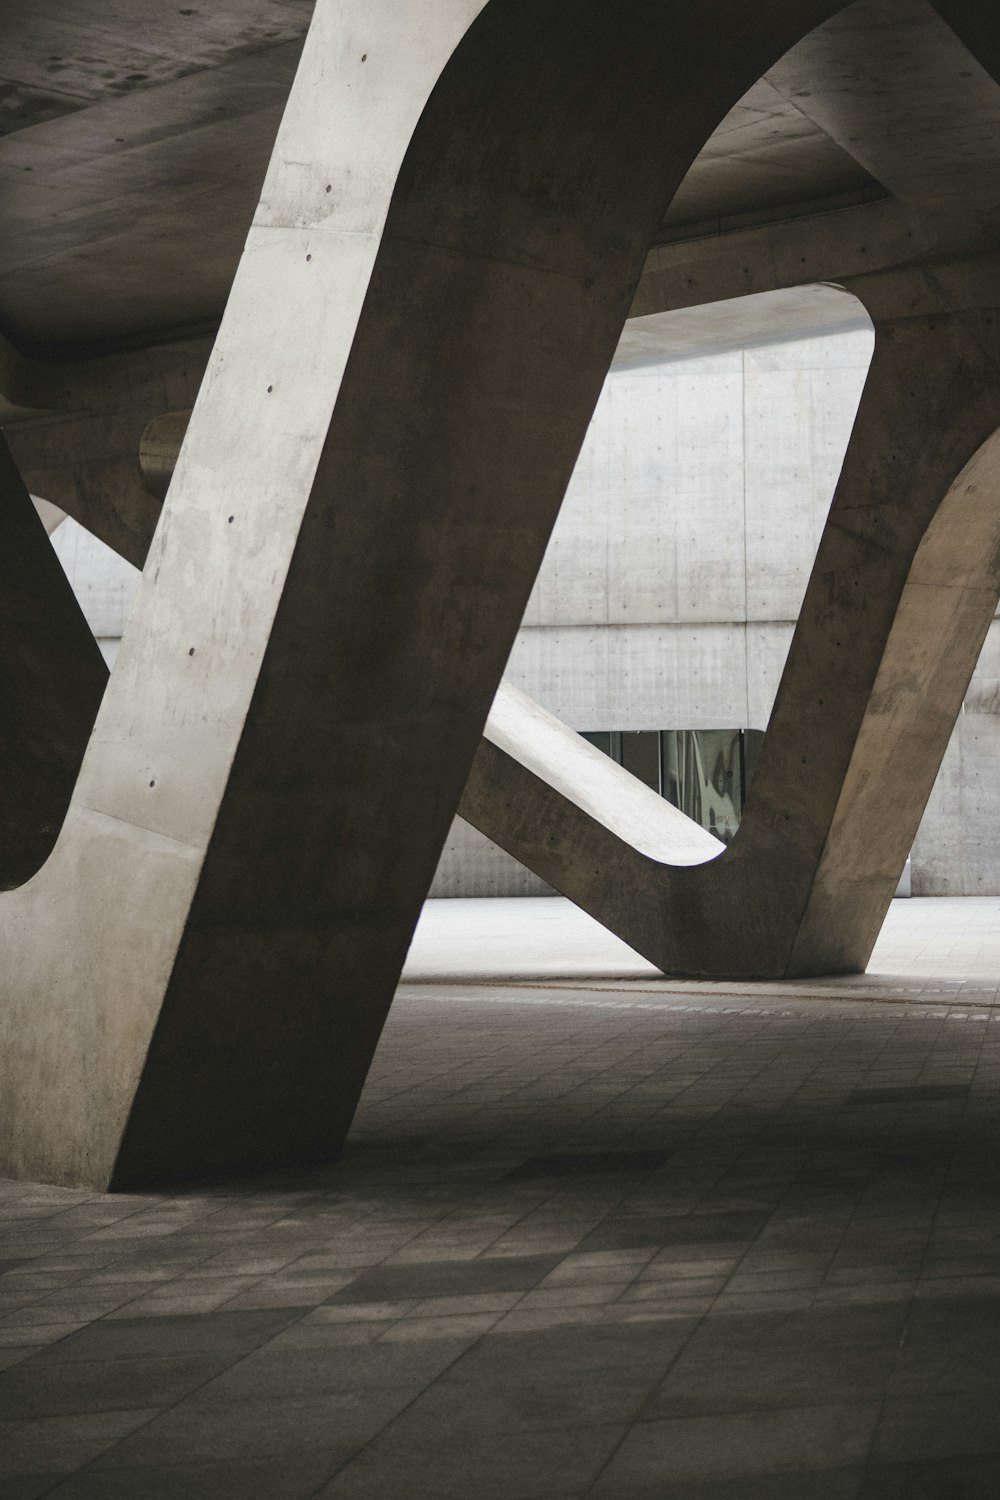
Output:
[0,0,850,1188]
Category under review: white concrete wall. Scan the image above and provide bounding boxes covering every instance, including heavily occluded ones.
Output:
[506,330,871,728]
[49,517,139,670]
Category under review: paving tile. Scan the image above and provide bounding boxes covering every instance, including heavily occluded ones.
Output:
[641,1303,907,1419]
[847,1085,969,1105]
[0,1324,88,1351]
[507,1151,673,1179]
[592,1403,878,1489]
[890,1294,1000,1393]
[5,944,1000,1495]
[0,1351,233,1419]
[394,1358,664,1432]
[91,1388,412,1467]
[0,1407,161,1474]
[0,1477,65,1500]
[590,1471,862,1499]
[325,1253,562,1303]
[378,1312,502,1342]
[576,1212,770,1253]
[196,1337,469,1400]
[872,1389,1000,1463]
[454,1315,700,1373]
[858,1457,1000,1498]
[35,1307,309,1364]
[43,1455,339,1499]
[317,1418,626,1498]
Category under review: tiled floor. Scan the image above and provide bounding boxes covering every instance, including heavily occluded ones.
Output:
[4,899,1000,1496]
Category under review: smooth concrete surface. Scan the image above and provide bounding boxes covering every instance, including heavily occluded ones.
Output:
[49,521,140,648]
[3,967,1000,1495]
[435,317,873,897]
[453,8,1000,942]
[4,338,211,568]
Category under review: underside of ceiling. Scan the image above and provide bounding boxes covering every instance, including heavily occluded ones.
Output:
[0,0,995,354]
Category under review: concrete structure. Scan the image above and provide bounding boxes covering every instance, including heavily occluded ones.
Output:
[3,0,1000,1186]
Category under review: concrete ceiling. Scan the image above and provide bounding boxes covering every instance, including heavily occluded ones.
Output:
[0,0,993,354]
[659,77,884,240]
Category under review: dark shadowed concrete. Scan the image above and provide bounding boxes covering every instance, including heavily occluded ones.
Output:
[0,434,106,887]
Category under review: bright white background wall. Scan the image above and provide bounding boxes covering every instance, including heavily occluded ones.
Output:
[49,518,139,670]
[507,329,872,730]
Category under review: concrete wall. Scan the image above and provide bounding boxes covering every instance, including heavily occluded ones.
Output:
[49,518,139,671]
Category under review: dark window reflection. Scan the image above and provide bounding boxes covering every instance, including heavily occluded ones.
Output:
[583,726,762,845]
